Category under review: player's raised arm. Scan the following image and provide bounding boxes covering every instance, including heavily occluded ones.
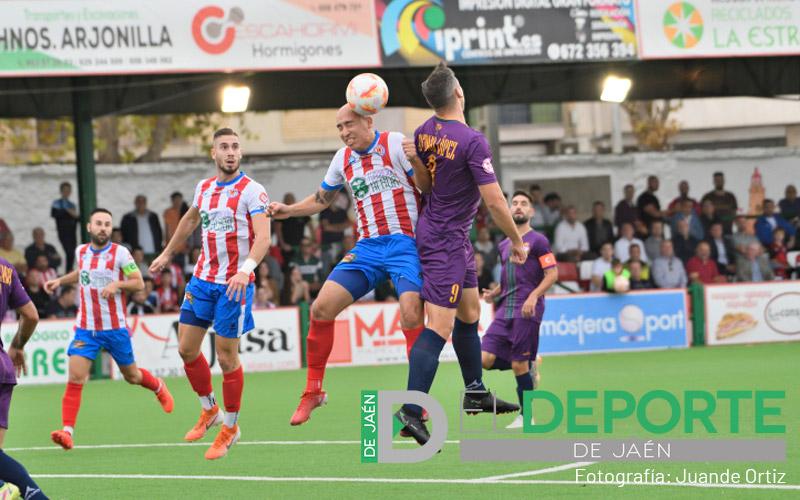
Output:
[270,187,340,220]
[151,205,201,273]
[479,182,526,263]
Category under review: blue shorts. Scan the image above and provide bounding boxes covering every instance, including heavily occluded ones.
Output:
[329,234,423,301]
[68,328,135,367]
[180,277,255,338]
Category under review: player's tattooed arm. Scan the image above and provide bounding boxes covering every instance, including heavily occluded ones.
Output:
[314,187,338,207]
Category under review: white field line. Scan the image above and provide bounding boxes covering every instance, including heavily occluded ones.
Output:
[476,461,596,482]
[30,474,800,491]
[7,440,460,452]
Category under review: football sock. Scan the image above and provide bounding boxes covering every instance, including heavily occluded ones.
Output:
[138,368,161,393]
[0,450,47,500]
[305,318,335,393]
[61,382,83,429]
[184,354,214,408]
[488,357,512,371]
[452,318,486,391]
[403,328,446,416]
[515,372,534,417]
[402,325,424,358]
[222,366,244,428]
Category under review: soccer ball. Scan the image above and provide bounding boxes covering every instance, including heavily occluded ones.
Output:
[346,73,389,116]
[0,481,21,500]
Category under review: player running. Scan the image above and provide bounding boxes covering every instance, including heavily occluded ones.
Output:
[481,191,557,429]
[45,208,174,451]
[396,62,528,445]
[0,257,47,499]
[150,128,271,460]
[270,104,426,426]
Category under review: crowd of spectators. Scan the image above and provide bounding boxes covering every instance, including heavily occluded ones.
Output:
[1,173,799,322]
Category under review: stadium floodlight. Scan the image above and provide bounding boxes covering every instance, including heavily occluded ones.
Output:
[600,75,632,103]
[221,85,251,113]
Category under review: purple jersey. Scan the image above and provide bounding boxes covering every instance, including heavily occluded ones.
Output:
[0,257,31,384]
[496,230,556,320]
[414,116,497,240]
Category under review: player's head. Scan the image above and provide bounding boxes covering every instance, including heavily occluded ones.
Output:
[336,104,374,150]
[88,208,113,247]
[211,128,242,176]
[421,62,464,112]
[510,191,534,226]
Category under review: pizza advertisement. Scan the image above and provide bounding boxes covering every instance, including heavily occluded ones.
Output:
[704,281,800,346]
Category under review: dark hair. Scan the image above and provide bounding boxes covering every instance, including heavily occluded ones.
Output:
[593,200,605,208]
[529,184,541,192]
[624,184,634,190]
[511,191,533,204]
[170,191,183,200]
[764,198,774,205]
[213,127,239,139]
[543,192,561,203]
[713,171,724,177]
[611,258,621,266]
[60,285,75,295]
[59,181,71,191]
[89,208,112,220]
[421,62,457,110]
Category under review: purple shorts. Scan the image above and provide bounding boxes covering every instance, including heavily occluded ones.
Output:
[0,349,16,429]
[0,383,12,429]
[481,317,541,362]
[418,235,478,309]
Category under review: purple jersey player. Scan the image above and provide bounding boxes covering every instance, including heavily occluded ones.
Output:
[481,192,558,429]
[0,257,47,499]
[396,62,528,446]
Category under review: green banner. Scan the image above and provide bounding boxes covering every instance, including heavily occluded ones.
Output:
[361,390,378,463]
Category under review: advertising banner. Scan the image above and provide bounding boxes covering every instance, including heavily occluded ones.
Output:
[636,0,800,59]
[1,319,72,385]
[0,0,379,76]
[704,281,800,346]
[377,0,638,67]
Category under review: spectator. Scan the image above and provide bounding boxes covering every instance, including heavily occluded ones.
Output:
[652,240,687,289]
[162,191,189,264]
[686,241,725,284]
[633,219,650,241]
[778,184,800,225]
[528,184,547,229]
[701,172,738,234]
[699,199,719,237]
[143,277,159,310]
[254,285,277,309]
[335,234,357,263]
[24,270,50,316]
[290,237,323,295]
[156,269,180,312]
[667,180,701,216]
[31,255,58,290]
[672,218,699,264]
[644,220,665,262]
[602,258,630,293]
[736,242,774,282]
[768,227,791,278]
[0,233,27,274]
[128,290,156,316]
[705,222,736,276]
[670,198,705,242]
[319,191,352,267]
[731,215,760,259]
[553,205,589,262]
[624,243,650,281]
[51,181,79,271]
[584,201,614,255]
[154,259,185,299]
[25,227,62,271]
[637,175,664,227]
[614,222,646,263]
[541,192,562,228]
[474,227,499,273]
[45,285,78,318]
[132,247,151,279]
[276,192,313,262]
[280,264,310,305]
[614,184,638,231]
[184,247,201,281]
[628,261,652,290]
[111,226,131,251]
[591,243,614,291]
[121,194,163,258]
[0,217,9,245]
[474,253,495,291]
[755,199,796,247]
[257,257,284,292]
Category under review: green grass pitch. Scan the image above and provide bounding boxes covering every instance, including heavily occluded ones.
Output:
[6,342,799,499]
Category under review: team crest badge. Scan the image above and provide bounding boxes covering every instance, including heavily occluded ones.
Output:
[227,188,240,198]
[72,340,85,349]
[374,144,385,157]
[259,192,269,205]
[185,291,194,304]
[342,253,356,263]
[435,123,442,132]
[482,158,494,174]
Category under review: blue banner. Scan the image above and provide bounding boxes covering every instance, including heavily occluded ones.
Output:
[539,291,689,354]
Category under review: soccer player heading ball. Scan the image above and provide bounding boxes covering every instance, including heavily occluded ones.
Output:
[151,128,272,460]
[45,209,174,452]
[395,62,528,446]
[270,103,428,426]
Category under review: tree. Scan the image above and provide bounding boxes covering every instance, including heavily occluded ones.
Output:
[621,100,682,151]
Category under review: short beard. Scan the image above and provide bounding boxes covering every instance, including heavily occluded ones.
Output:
[90,233,109,247]
[218,161,240,176]
[513,215,529,226]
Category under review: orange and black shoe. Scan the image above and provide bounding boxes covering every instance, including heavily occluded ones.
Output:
[50,430,74,450]
[184,405,223,442]
[204,424,241,460]
[290,391,328,426]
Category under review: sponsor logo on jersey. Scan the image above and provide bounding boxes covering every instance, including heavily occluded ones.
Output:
[350,170,403,200]
[482,157,494,174]
[80,270,90,285]
[200,209,235,233]
[72,340,86,349]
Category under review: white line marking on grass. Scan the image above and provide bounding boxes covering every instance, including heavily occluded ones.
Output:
[8,440,460,452]
[476,461,596,482]
[31,474,800,491]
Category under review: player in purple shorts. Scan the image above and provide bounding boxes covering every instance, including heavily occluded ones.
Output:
[0,257,48,499]
[481,192,558,429]
[396,62,528,445]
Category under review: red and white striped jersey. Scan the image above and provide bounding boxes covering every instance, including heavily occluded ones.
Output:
[322,131,420,240]
[192,172,270,285]
[75,243,136,331]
